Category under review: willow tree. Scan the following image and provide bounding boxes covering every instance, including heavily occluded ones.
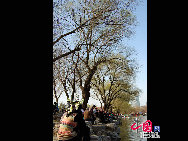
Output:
[91,53,139,111]
[53,0,139,109]
[111,99,132,114]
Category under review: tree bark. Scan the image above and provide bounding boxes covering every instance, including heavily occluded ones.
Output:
[53,79,59,105]
[55,97,58,105]
[100,102,103,109]
[81,58,107,110]
[104,104,107,112]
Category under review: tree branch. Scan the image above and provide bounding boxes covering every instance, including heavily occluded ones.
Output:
[53,15,99,46]
[53,47,81,62]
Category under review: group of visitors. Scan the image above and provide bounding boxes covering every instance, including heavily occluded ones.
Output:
[70,105,118,140]
[83,105,118,124]
[55,103,120,141]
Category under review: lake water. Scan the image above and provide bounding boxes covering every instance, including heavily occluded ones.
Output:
[120,115,147,141]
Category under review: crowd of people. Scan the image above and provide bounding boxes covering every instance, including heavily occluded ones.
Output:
[83,105,119,124]
[53,102,120,124]
[54,102,121,141]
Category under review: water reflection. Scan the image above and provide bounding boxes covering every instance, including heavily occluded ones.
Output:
[120,115,147,141]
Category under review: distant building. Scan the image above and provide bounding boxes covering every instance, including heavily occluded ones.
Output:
[130,95,140,107]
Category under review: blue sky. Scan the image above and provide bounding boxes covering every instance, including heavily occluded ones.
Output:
[125,0,147,106]
[88,0,147,106]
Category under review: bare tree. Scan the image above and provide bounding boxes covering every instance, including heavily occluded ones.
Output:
[53,0,139,109]
[53,48,81,103]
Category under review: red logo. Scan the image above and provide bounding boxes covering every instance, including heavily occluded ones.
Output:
[131,120,152,132]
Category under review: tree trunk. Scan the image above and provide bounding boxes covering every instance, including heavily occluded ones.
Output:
[55,96,58,106]
[104,103,108,112]
[81,58,107,110]
[82,86,91,110]
[82,68,95,110]
[110,105,112,113]
[53,82,58,105]
[100,102,103,109]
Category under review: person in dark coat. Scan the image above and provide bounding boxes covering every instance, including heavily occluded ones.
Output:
[73,105,90,141]
[98,111,105,123]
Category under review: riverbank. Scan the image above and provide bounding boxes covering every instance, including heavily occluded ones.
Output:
[53,116,122,141]
[86,119,121,141]
[53,112,147,141]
